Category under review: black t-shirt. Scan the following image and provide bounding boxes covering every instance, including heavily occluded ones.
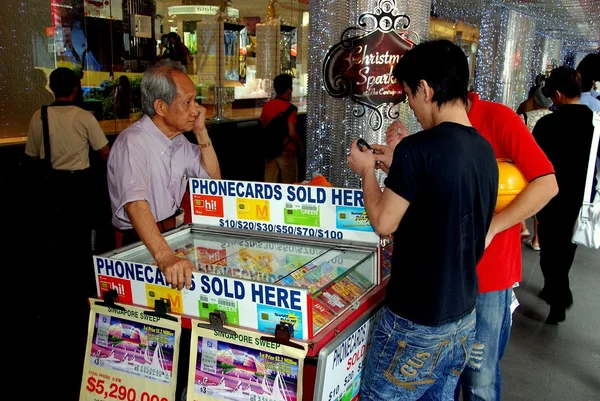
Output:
[533,104,599,221]
[384,122,498,326]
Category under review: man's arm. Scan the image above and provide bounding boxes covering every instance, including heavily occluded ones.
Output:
[288,122,304,151]
[194,105,221,178]
[124,201,194,290]
[361,170,410,235]
[194,128,221,178]
[486,110,558,246]
[347,140,410,235]
[486,174,558,246]
[98,145,110,161]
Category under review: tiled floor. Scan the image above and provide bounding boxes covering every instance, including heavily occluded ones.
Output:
[501,222,600,401]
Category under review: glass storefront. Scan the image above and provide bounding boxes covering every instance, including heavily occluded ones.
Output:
[0,0,310,141]
[0,1,481,142]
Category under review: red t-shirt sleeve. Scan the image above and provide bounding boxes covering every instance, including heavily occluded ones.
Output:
[496,109,554,181]
[288,109,297,124]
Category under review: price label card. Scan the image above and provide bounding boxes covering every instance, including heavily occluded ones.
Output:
[188,321,308,401]
[80,299,182,401]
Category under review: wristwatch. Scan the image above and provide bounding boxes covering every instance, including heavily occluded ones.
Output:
[198,140,212,149]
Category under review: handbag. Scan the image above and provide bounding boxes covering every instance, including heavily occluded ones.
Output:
[571,112,600,248]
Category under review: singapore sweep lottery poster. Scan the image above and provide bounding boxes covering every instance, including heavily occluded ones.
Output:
[187,321,307,401]
[80,299,182,401]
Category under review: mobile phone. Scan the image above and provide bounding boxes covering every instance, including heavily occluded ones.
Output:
[357,138,375,153]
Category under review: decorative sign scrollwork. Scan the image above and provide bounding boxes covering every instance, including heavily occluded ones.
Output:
[323,0,416,131]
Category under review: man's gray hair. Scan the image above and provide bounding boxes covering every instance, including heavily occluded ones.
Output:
[141,60,185,117]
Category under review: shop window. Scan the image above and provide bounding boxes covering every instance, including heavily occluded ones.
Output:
[0,0,310,142]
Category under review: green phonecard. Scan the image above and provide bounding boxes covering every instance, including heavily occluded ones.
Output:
[283,203,321,226]
[198,296,240,325]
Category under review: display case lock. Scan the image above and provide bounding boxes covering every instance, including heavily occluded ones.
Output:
[197,310,238,336]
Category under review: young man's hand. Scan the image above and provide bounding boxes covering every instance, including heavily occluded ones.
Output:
[348,140,376,177]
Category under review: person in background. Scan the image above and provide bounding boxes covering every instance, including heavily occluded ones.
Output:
[158,33,171,60]
[168,32,191,72]
[114,75,132,119]
[453,90,557,401]
[534,66,599,324]
[25,66,110,400]
[107,60,221,291]
[516,74,546,115]
[260,73,304,183]
[25,67,111,253]
[576,53,600,112]
[518,85,555,252]
[350,40,498,401]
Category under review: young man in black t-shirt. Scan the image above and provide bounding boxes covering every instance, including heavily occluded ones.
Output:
[348,40,498,401]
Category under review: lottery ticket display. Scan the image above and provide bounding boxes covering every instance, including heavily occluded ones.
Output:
[80,299,182,401]
[187,323,308,401]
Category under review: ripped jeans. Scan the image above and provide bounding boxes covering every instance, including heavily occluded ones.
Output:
[359,307,476,401]
[455,289,512,401]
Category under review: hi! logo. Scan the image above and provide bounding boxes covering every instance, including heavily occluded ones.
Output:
[193,194,224,217]
[98,275,133,304]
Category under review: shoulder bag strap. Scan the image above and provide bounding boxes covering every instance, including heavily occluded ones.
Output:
[41,105,52,170]
[582,113,600,204]
[280,104,297,145]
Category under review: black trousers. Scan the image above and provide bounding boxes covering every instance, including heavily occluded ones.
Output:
[35,169,95,400]
[537,213,578,308]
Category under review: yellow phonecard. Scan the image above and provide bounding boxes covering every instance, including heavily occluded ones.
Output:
[145,283,183,313]
[236,198,271,221]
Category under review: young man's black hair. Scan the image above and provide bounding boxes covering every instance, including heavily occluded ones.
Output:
[543,66,581,99]
[393,39,469,108]
[49,67,80,98]
[273,74,293,96]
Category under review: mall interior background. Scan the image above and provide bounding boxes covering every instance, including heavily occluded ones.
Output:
[0,0,598,148]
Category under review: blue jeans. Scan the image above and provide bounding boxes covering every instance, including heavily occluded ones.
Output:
[456,289,512,401]
[360,307,476,401]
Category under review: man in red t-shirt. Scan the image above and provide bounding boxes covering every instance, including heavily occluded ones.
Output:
[383,92,557,401]
[459,93,557,401]
[260,74,304,183]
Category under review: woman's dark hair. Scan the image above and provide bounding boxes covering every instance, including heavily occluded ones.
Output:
[118,75,131,90]
[543,67,581,99]
[393,39,469,107]
[168,32,182,44]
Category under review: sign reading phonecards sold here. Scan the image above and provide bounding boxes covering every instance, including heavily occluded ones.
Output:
[189,179,380,245]
[93,255,311,340]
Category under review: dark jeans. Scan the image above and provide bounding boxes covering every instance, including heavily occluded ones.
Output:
[537,216,578,308]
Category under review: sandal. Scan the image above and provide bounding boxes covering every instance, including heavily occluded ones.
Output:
[520,229,530,242]
[525,240,540,251]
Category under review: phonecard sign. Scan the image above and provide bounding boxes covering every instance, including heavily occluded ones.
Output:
[336,206,375,232]
[236,198,270,221]
[145,283,184,314]
[193,194,224,217]
[98,275,133,304]
[322,0,415,131]
[190,179,380,245]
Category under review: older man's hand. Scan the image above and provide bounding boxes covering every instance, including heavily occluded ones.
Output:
[193,104,208,138]
[386,120,409,150]
[157,253,196,290]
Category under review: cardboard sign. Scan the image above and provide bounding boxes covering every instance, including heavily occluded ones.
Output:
[80,299,182,401]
